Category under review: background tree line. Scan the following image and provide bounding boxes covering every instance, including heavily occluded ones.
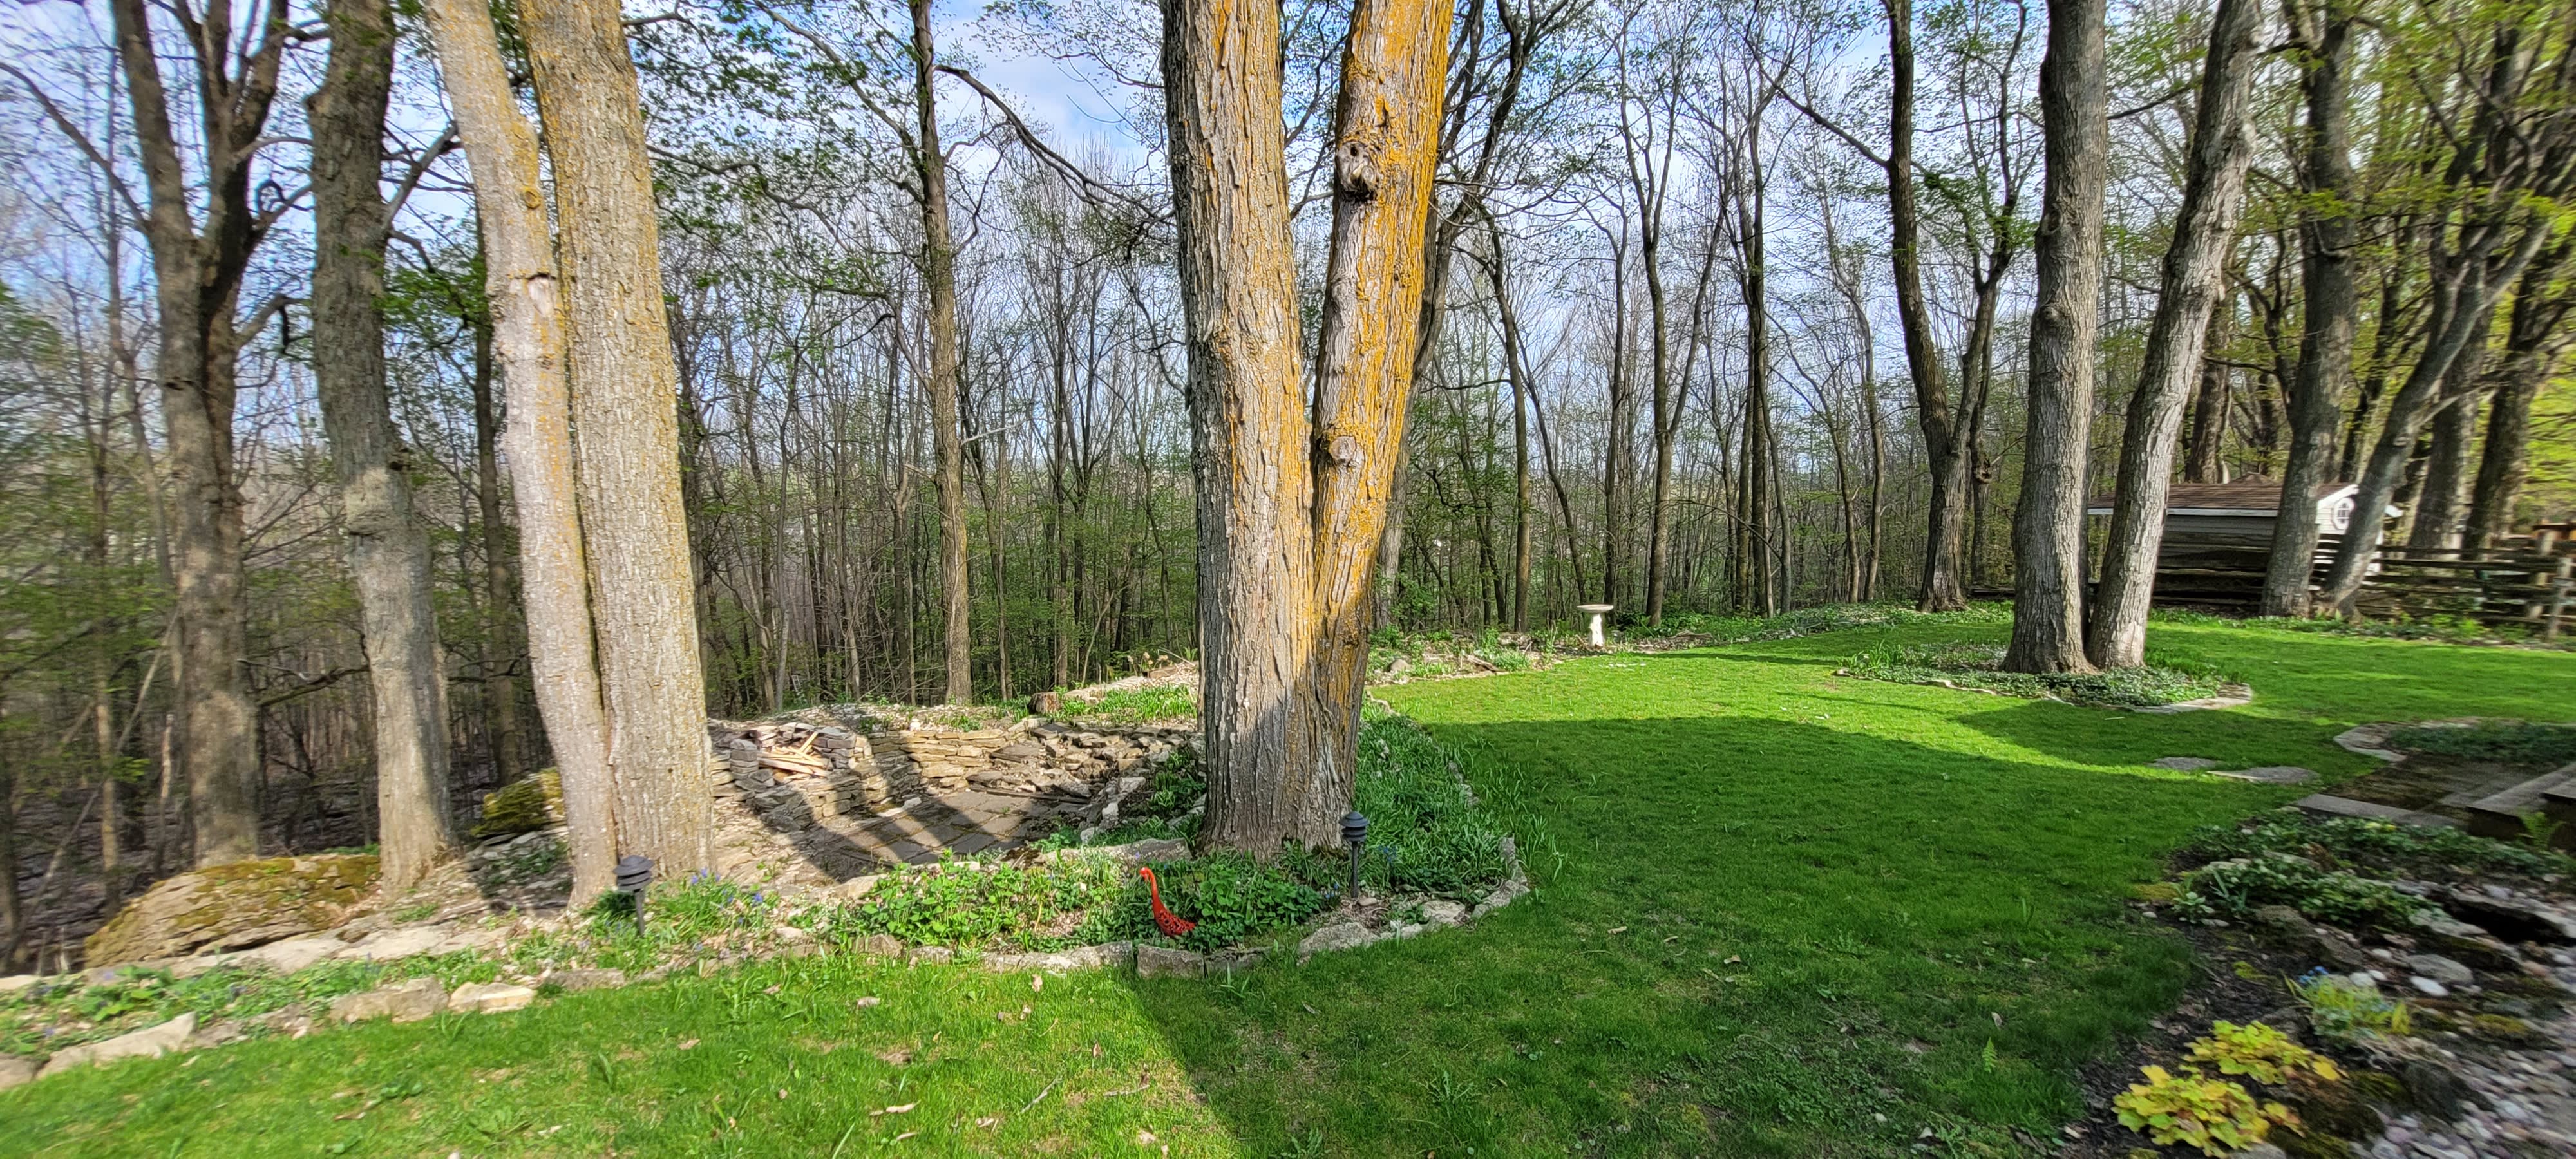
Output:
[0,0,2569,964]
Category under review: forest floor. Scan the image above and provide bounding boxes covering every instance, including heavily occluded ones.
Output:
[6,612,2574,1156]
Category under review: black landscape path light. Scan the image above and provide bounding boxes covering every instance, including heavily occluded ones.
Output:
[1341,811,1369,902]
[614,854,654,932]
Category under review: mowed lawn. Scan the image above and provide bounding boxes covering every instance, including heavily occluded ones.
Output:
[8,617,2573,1157]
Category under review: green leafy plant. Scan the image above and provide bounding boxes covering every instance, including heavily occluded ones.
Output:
[2183,1021,2342,1085]
[2181,856,2420,928]
[2292,970,2412,1045]
[2112,1066,2299,1156]
[2383,721,2576,767]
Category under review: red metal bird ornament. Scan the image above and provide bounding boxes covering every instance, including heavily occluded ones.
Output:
[1139,867,1196,938]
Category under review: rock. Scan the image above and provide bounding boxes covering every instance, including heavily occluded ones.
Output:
[2253,905,2374,971]
[329,977,446,1023]
[2150,757,2220,771]
[2399,1059,2475,1118]
[470,769,564,838]
[0,1056,36,1089]
[908,946,954,965]
[2405,954,2475,985]
[1421,900,1468,927]
[1135,945,1204,979]
[2409,976,2452,998]
[449,981,536,1014]
[1298,921,1378,959]
[0,975,35,994]
[2436,889,2576,943]
[1028,691,1063,715]
[82,854,379,966]
[851,934,905,958]
[544,968,626,992]
[1053,838,1189,867]
[1472,878,1530,918]
[37,1013,197,1078]
[429,928,504,956]
[341,926,448,963]
[2233,1144,2288,1159]
[2213,766,2319,785]
[230,935,346,974]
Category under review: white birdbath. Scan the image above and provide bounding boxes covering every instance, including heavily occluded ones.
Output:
[1576,603,1615,649]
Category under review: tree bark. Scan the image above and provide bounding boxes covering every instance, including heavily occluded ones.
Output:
[311,0,460,895]
[522,0,714,876]
[909,0,974,706]
[467,309,526,784]
[2407,364,2481,551]
[2465,241,2573,547]
[2085,0,2259,668]
[1300,0,1455,847]
[108,0,293,867]
[423,0,622,901]
[1884,0,1971,612]
[2181,304,2233,484]
[2259,6,2357,617]
[2004,0,2108,674]
[1163,0,1318,851]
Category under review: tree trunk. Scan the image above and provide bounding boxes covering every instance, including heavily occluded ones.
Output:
[1880,0,1970,613]
[1164,0,1319,852]
[2464,241,2573,547]
[2181,304,2233,483]
[909,0,974,706]
[468,310,526,783]
[1300,0,1454,847]
[2004,0,2108,674]
[422,0,622,902]
[2086,0,2259,668]
[108,0,292,867]
[311,0,459,896]
[2259,8,2358,617]
[522,0,713,876]
[2407,369,2481,551]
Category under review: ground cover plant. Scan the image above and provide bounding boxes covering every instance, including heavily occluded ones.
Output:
[2380,719,2576,766]
[6,611,2573,1156]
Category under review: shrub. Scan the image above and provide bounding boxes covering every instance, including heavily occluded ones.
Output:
[2114,1066,2300,1156]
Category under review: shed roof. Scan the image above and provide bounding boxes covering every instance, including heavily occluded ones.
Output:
[2085,480,2358,516]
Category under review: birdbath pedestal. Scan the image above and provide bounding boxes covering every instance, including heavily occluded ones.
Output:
[1576,604,1615,649]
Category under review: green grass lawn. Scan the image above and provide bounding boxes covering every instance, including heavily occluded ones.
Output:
[8,615,2572,1157]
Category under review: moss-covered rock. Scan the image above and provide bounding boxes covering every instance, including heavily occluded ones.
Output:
[471,769,564,838]
[83,854,379,966]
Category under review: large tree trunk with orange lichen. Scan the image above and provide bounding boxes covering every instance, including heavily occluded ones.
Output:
[1166,0,1453,854]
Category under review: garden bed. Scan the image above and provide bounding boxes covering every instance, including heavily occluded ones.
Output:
[1841,641,2242,709]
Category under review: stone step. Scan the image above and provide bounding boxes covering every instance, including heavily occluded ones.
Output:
[2463,766,2576,843]
[2291,794,2459,829]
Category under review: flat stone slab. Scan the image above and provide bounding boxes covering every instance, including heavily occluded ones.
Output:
[449,981,535,1013]
[229,935,345,974]
[2151,757,2220,771]
[2292,794,2459,828]
[38,1013,195,1078]
[2213,766,2318,785]
[341,927,448,963]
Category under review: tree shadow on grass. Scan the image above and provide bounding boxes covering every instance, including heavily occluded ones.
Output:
[1125,712,2278,1157]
